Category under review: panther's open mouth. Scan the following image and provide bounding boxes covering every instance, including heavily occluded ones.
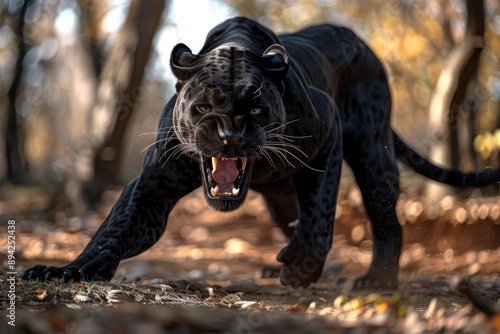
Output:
[203,156,250,204]
[202,157,251,211]
[209,157,248,197]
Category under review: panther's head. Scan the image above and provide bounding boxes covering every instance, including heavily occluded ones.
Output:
[170,42,289,211]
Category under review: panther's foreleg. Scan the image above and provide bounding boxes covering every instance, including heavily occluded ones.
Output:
[24,98,201,282]
[23,175,175,281]
[276,92,343,289]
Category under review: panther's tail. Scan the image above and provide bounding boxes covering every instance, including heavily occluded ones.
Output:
[393,131,500,187]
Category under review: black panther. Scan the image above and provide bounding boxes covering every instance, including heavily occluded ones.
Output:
[24,17,500,289]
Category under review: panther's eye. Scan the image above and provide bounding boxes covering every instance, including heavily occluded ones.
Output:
[250,107,263,115]
[196,106,212,113]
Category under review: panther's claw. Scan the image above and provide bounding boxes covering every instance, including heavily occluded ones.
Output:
[22,264,49,280]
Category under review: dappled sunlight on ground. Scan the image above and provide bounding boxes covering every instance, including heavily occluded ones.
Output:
[3,187,500,284]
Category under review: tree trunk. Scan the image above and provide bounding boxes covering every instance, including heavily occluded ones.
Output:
[74,0,166,205]
[77,0,109,78]
[448,0,484,170]
[4,0,31,184]
[425,0,484,200]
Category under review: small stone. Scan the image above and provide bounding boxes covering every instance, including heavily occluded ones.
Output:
[299,297,314,306]
[187,282,206,292]
[174,279,191,290]
[221,293,242,304]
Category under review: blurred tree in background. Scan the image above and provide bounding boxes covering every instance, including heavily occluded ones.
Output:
[1,0,169,216]
[4,0,31,184]
[0,0,499,217]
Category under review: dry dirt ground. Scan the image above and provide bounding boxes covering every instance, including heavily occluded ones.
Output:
[1,186,500,333]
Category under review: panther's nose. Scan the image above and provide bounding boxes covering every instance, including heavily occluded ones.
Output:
[222,134,242,146]
[219,133,242,156]
[217,118,244,150]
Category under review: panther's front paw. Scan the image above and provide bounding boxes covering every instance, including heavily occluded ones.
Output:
[23,252,118,282]
[277,243,326,289]
[22,264,83,282]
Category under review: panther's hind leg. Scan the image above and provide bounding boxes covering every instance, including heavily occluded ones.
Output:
[344,138,402,290]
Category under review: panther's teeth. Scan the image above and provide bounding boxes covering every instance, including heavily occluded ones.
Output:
[211,186,240,197]
[212,157,218,170]
[241,157,247,170]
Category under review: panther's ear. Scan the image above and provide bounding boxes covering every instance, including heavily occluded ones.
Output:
[170,43,200,81]
[260,44,289,81]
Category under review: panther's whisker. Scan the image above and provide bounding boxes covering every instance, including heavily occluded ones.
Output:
[174,146,195,159]
[276,134,313,140]
[262,146,295,168]
[262,121,285,130]
[160,143,195,168]
[267,146,324,173]
[140,127,180,154]
[266,142,303,152]
[265,142,309,157]
[266,135,293,144]
[159,142,189,163]
[141,139,168,153]
[266,133,289,142]
[158,125,184,131]
[262,144,291,167]
[159,145,177,164]
[169,144,193,159]
[253,151,263,162]
[266,134,294,143]
[262,119,300,130]
[139,125,184,139]
[259,148,279,171]
[138,131,172,136]
[264,119,301,134]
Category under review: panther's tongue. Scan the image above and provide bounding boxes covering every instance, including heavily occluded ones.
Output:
[212,159,239,193]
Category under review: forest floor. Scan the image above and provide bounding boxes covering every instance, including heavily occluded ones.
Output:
[0,184,500,333]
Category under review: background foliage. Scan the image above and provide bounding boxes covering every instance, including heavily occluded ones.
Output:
[0,0,499,208]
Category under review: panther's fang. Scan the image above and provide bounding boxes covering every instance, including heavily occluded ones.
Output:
[212,157,218,171]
